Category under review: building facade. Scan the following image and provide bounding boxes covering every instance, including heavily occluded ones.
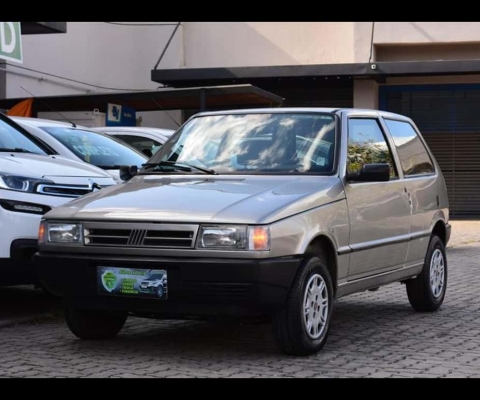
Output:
[2,22,480,215]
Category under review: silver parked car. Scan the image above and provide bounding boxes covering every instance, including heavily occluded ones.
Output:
[35,108,450,356]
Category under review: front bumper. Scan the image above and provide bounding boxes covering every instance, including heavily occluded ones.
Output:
[138,285,164,294]
[35,252,302,317]
[0,199,46,284]
[0,188,77,258]
[0,239,39,284]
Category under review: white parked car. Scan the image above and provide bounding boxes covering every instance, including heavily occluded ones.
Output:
[0,112,116,287]
[94,126,175,157]
[11,117,148,183]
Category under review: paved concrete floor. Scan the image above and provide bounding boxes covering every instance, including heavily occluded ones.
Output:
[0,220,479,378]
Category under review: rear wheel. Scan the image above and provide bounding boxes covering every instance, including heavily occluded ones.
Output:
[406,235,447,312]
[272,254,334,356]
[65,307,128,340]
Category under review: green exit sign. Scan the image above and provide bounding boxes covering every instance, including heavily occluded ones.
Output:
[0,22,22,63]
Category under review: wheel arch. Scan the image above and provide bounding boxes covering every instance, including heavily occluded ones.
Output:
[430,217,447,245]
[304,234,338,295]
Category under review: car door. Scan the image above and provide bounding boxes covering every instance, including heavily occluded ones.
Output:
[344,114,411,280]
[382,117,438,269]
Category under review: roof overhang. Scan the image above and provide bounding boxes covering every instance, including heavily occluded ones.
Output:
[20,22,67,35]
[152,59,480,87]
[0,84,284,113]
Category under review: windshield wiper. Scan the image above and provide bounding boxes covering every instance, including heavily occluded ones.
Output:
[96,165,124,169]
[0,147,34,153]
[142,161,218,175]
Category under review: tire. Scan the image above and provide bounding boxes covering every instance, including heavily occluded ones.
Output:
[406,235,447,312]
[272,253,334,356]
[65,307,128,340]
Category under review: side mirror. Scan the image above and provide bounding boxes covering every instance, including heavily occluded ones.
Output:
[347,163,390,182]
[142,148,153,158]
[119,165,138,182]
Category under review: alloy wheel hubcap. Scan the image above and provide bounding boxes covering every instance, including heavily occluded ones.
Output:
[303,274,329,340]
[430,249,445,299]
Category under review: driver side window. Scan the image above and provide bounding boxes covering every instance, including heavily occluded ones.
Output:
[347,118,398,178]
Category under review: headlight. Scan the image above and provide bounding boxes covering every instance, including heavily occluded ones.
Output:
[0,199,51,215]
[0,173,53,193]
[197,225,270,251]
[45,222,83,244]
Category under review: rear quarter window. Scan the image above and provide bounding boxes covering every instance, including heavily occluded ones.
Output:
[383,118,435,177]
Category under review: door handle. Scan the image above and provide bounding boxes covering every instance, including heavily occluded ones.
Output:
[405,189,412,206]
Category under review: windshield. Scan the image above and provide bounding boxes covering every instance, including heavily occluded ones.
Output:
[147,274,164,280]
[149,113,337,174]
[41,127,147,168]
[0,116,48,155]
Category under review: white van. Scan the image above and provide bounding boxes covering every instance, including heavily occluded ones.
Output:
[0,112,116,286]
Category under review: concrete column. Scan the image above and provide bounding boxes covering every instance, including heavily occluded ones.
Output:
[353,79,379,110]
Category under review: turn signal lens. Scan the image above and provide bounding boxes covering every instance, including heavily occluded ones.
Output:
[248,226,270,251]
[38,221,46,244]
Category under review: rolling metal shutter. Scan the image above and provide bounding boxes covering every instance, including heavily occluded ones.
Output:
[382,86,480,216]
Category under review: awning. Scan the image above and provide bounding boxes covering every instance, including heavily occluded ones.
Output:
[0,84,283,114]
[151,59,480,87]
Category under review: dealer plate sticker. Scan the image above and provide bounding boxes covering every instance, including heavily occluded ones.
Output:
[97,266,168,300]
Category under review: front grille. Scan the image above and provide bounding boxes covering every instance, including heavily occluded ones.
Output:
[36,184,97,198]
[84,223,198,249]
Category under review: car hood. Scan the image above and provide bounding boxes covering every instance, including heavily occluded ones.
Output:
[0,153,114,181]
[104,169,122,184]
[45,173,345,224]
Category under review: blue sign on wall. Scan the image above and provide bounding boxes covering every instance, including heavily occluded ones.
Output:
[106,103,136,126]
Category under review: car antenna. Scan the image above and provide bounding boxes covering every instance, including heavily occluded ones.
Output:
[151,95,181,128]
[20,86,77,128]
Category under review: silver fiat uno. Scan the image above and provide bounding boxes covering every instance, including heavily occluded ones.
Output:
[36,108,450,356]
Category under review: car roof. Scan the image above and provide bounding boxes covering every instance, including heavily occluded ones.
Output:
[10,116,148,154]
[9,116,93,129]
[95,126,175,135]
[193,107,339,117]
[192,107,411,121]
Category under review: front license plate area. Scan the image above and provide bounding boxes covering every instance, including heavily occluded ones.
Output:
[97,266,168,300]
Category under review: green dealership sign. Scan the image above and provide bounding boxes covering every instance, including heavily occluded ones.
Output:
[0,22,22,63]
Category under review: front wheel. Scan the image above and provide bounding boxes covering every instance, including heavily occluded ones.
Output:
[272,254,334,356]
[156,285,164,298]
[65,308,128,340]
[406,235,447,312]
